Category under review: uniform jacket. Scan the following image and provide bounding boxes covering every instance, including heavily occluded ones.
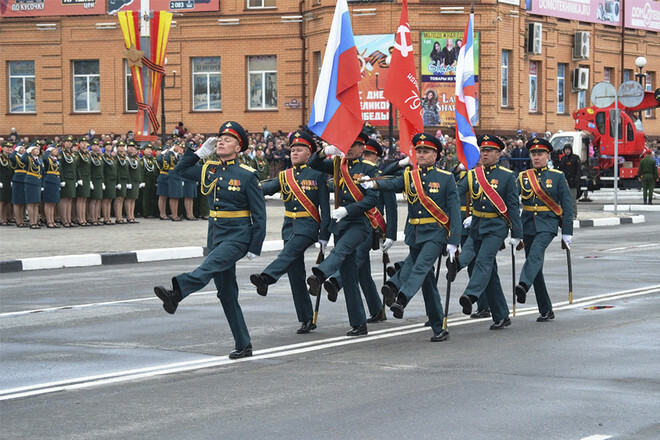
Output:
[9,150,27,183]
[173,147,266,255]
[518,167,574,236]
[362,159,398,241]
[42,149,61,186]
[102,154,117,186]
[261,164,330,242]
[23,153,43,186]
[76,151,92,182]
[59,149,77,182]
[90,153,104,181]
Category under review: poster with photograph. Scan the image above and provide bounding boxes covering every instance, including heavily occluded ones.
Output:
[355,34,394,127]
[420,31,480,128]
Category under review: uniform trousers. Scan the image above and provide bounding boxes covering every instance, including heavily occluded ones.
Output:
[315,223,369,327]
[460,231,509,322]
[459,234,488,312]
[173,240,250,350]
[262,234,315,323]
[520,232,555,315]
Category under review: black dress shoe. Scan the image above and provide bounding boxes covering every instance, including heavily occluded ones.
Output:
[366,311,387,323]
[228,343,253,359]
[153,285,182,314]
[323,277,341,301]
[250,273,269,296]
[381,283,397,307]
[296,320,317,334]
[459,295,473,315]
[515,283,527,304]
[390,302,404,319]
[536,310,555,322]
[346,323,367,336]
[430,330,449,342]
[489,317,512,330]
[307,275,323,298]
[470,309,491,319]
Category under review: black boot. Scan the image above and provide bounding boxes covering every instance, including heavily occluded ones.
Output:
[250,273,270,296]
[154,285,182,314]
[323,277,341,302]
[228,343,253,359]
[515,282,528,304]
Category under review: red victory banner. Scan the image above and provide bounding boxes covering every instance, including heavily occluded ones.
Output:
[118,9,172,141]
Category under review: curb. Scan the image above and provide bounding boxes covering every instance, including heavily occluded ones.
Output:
[603,204,660,212]
[0,215,646,273]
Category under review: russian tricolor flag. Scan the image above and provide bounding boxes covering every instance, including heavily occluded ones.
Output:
[308,0,363,153]
[454,13,480,170]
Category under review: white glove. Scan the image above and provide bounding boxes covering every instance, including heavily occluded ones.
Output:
[90,182,94,190]
[60,182,66,188]
[77,179,82,186]
[381,238,394,253]
[41,187,44,192]
[324,145,345,157]
[360,175,374,189]
[116,184,122,190]
[126,183,133,189]
[319,239,328,254]
[195,136,217,159]
[462,216,472,229]
[446,244,458,262]
[102,183,106,190]
[246,252,257,260]
[182,181,185,186]
[509,237,521,248]
[139,182,145,189]
[331,207,348,222]
[562,234,572,249]
[0,182,2,189]
[398,156,411,167]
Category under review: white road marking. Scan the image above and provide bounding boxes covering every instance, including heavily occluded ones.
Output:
[1,284,658,401]
[580,435,613,440]
[599,243,660,252]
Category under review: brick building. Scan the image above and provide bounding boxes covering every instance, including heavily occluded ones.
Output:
[1,0,658,139]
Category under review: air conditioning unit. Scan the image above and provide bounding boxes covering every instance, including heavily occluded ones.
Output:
[573,31,590,59]
[527,23,542,54]
[573,67,589,90]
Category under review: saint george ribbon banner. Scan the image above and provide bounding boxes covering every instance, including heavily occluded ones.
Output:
[118,10,172,139]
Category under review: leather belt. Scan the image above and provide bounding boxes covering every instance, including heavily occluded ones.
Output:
[523,205,551,212]
[209,210,250,218]
[285,211,312,218]
[160,171,169,175]
[27,171,42,178]
[472,209,499,218]
[47,171,60,175]
[409,217,437,225]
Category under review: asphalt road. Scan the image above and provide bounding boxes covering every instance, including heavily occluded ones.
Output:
[1,213,659,440]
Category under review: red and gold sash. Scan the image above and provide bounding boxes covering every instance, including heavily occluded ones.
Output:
[473,166,511,224]
[523,169,563,217]
[283,168,321,224]
[408,168,450,231]
[340,158,386,232]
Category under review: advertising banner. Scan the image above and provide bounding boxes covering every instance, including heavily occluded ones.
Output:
[525,0,622,26]
[355,34,394,127]
[420,31,480,128]
[108,0,218,14]
[1,0,106,17]
[625,0,660,31]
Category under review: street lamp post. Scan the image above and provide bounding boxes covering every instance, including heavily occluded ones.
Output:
[635,56,647,120]
[375,72,394,156]
[160,70,176,145]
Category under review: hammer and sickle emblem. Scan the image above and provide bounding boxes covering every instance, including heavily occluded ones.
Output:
[394,24,413,58]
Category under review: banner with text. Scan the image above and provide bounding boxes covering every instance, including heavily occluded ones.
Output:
[1,0,106,17]
[525,0,622,26]
[108,0,218,14]
[625,0,660,31]
[420,31,480,128]
[355,34,394,127]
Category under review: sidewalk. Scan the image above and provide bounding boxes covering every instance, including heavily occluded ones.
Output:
[0,199,645,273]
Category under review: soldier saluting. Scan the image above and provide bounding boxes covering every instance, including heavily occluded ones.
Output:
[153,121,266,359]
[516,138,573,321]
[250,130,331,334]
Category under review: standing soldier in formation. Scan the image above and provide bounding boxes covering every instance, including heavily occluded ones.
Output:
[156,144,171,220]
[42,143,61,228]
[76,138,92,226]
[153,121,266,359]
[23,145,43,229]
[0,141,13,225]
[249,130,331,334]
[59,136,77,228]
[362,133,461,341]
[166,143,183,221]
[101,144,117,225]
[140,143,158,218]
[9,143,27,227]
[253,146,270,181]
[89,140,104,225]
[114,141,129,224]
[124,140,141,223]
[516,138,573,321]
[306,132,381,336]
[454,134,523,330]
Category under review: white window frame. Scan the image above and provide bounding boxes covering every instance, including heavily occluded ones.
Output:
[9,60,36,114]
[73,60,100,113]
[645,72,653,118]
[501,50,509,108]
[529,61,538,113]
[192,57,222,111]
[604,67,613,83]
[125,60,137,113]
[247,0,276,9]
[557,63,566,114]
[248,55,277,110]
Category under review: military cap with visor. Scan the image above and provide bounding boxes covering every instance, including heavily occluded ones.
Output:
[288,130,317,154]
[219,121,249,152]
[526,137,552,153]
[477,134,505,151]
[364,139,383,157]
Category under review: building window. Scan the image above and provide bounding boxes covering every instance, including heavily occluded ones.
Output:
[604,67,613,83]
[9,61,36,113]
[247,0,275,9]
[557,63,566,114]
[577,90,586,109]
[313,51,322,91]
[192,57,221,111]
[125,61,137,113]
[623,69,632,82]
[73,60,100,113]
[501,50,509,108]
[529,61,538,113]
[248,56,277,110]
[645,72,654,119]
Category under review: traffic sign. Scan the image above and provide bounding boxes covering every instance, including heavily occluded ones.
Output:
[591,81,616,108]
[618,80,644,108]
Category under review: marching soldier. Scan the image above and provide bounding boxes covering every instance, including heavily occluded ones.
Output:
[9,143,27,227]
[89,140,104,225]
[0,141,14,225]
[454,134,523,330]
[114,141,129,224]
[124,140,141,223]
[249,130,331,334]
[59,135,77,228]
[42,143,62,228]
[516,138,573,321]
[153,121,266,359]
[306,132,381,336]
[362,133,461,341]
[139,143,158,219]
[76,138,92,226]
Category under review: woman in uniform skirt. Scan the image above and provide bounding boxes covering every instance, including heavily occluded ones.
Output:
[0,141,14,225]
[42,145,62,228]
[76,138,92,226]
[59,136,77,227]
[114,141,129,224]
[89,140,104,225]
[9,144,28,227]
[156,145,171,220]
[166,143,183,221]
[102,146,117,225]
[124,141,141,223]
[23,146,43,229]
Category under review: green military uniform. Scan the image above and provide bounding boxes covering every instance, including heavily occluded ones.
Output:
[517,138,574,320]
[89,150,104,201]
[456,134,523,329]
[59,142,77,199]
[126,151,141,201]
[140,146,158,217]
[253,149,270,181]
[115,150,129,198]
[638,154,658,204]
[76,146,92,199]
[102,153,117,200]
[0,143,13,207]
